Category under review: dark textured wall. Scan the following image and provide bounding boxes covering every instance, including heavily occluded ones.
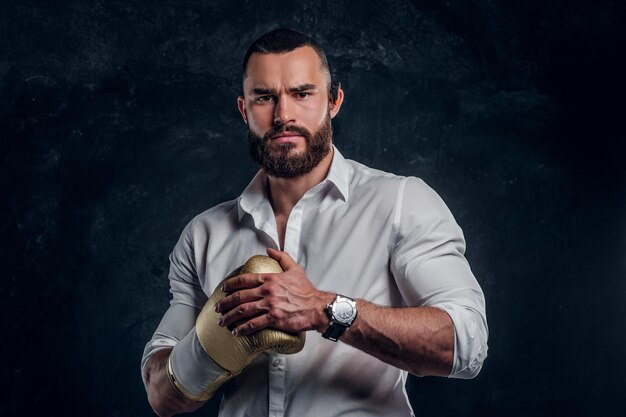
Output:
[2,1,625,416]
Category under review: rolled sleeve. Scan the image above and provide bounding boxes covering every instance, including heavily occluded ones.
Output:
[390,177,488,379]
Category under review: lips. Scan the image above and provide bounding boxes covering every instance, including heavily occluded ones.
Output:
[264,125,311,143]
[270,132,304,142]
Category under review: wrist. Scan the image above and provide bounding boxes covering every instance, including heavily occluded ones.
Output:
[315,291,337,333]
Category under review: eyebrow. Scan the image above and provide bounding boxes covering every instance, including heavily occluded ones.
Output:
[289,83,318,93]
[249,83,319,95]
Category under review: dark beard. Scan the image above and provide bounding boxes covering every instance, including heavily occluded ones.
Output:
[248,114,332,179]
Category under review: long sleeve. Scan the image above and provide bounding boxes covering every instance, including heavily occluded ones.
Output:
[140,219,208,388]
[390,177,488,379]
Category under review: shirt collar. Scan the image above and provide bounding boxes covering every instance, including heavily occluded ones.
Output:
[325,145,350,202]
[237,169,269,222]
[237,145,351,220]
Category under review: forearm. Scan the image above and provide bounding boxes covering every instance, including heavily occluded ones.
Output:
[144,349,205,417]
[337,300,455,377]
[216,249,456,376]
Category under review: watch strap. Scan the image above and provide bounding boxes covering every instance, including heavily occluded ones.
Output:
[322,322,348,342]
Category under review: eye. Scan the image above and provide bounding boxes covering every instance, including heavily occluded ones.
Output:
[295,92,310,99]
[256,95,276,103]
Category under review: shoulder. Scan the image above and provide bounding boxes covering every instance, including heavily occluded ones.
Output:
[345,158,404,192]
[344,157,454,222]
[345,158,435,201]
[192,198,238,224]
[401,176,450,213]
[180,198,240,239]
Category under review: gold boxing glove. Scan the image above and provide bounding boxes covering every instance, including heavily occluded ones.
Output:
[168,255,305,401]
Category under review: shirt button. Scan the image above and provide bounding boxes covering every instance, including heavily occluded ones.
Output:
[272,359,282,367]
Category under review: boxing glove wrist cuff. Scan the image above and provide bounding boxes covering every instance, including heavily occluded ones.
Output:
[168,327,235,402]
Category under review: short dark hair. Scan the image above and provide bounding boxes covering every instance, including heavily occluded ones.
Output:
[242,28,339,101]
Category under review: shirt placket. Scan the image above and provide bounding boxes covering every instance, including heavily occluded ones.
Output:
[268,352,286,417]
[267,200,305,417]
[283,201,304,259]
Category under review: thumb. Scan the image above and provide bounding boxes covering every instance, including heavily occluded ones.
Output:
[266,247,298,270]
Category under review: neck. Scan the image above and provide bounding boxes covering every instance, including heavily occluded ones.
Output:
[266,146,334,218]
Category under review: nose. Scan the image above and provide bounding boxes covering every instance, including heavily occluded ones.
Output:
[273,95,295,125]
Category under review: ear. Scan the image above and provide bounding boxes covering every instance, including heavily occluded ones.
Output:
[237,96,248,124]
[329,85,344,119]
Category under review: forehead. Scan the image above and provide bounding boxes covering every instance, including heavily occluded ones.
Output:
[243,46,327,91]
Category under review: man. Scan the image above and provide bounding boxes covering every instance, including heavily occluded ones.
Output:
[142,28,488,417]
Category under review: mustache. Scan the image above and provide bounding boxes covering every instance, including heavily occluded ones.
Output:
[263,124,312,141]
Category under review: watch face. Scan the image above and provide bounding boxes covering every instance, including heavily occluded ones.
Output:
[333,300,355,324]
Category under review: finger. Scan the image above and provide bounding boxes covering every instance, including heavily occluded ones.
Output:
[215,288,262,313]
[266,248,298,270]
[218,301,266,328]
[232,314,274,337]
[222,273,267,292]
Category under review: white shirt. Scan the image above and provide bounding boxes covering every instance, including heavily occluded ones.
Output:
[142,147,488,417]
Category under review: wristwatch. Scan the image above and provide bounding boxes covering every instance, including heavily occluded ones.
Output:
[322,294,358,342]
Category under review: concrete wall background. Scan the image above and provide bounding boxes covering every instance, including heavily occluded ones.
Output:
[2,1,625,415]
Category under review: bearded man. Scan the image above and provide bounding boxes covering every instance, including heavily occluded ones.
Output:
[142,28,488,417]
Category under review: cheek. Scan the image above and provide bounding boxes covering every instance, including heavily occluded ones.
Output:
[248,107,274,129]
[302,100,329,127]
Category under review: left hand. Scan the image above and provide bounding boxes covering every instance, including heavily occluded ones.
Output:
[215,248,334,336]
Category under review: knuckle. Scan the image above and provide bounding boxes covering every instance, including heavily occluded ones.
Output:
[269,309,283,321]
[258,300,269,314]
[265,294,278,307]
[262,282,278,296]
[266,299,284,319]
